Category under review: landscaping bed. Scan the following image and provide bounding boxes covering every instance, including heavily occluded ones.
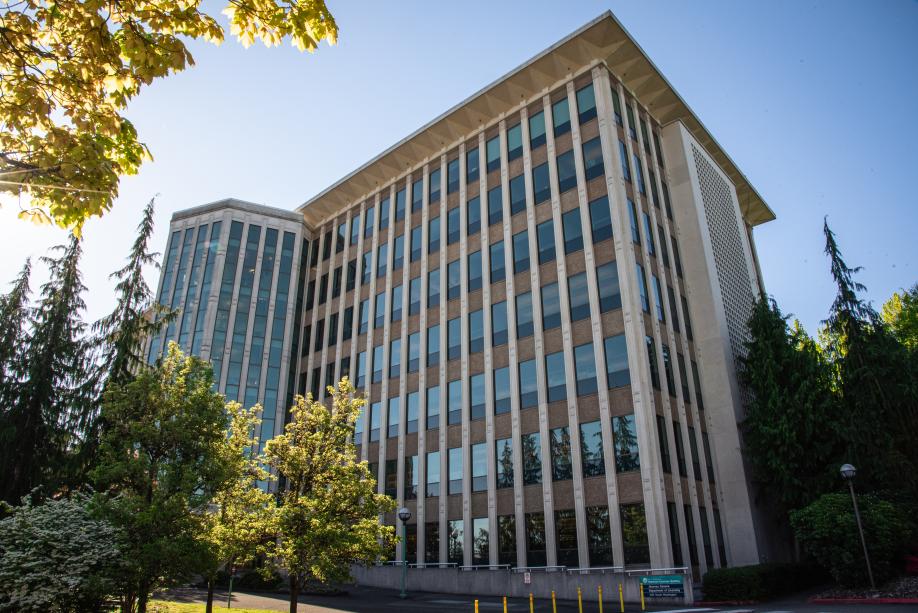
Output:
[810,575,918,603]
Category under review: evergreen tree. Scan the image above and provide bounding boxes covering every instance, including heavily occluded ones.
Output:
[739,296,840,515]
[0,259,31,409]
[0,236,92,504]
[881,283,918,351]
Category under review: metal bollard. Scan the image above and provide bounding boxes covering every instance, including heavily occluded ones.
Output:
[474,599,479,613]
[551,590,557,613]
[598,585,603,613]
[503,596,508,613]
[529,593,534,613]
[640,582,645,611]
[577,586,583,613]
[618,583,624,613]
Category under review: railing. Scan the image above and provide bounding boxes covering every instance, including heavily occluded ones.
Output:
[625,566,689,576]
[565,565,624,575]
[511,565,566,573]
[459,564,511,571]
[407,562,459,569]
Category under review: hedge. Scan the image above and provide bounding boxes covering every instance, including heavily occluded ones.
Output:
[702,562,827,601]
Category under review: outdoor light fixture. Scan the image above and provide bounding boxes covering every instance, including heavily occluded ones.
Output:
[839,463,875,589]
[398,507,412,599]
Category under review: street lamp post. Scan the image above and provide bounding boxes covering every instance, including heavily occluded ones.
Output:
[839,463,875,589]
[397,507,412,599]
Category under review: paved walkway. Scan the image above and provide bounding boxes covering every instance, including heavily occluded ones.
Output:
[162,586,917,613]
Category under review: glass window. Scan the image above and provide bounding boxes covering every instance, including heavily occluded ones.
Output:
[468,250,482,292]
[496,438,513,488]
[576,83,597,124]
[486,135,501,173]
[448,519,463,564]
[509,232,530,276]
[663,343,676,397]
[642,212,655,256]
[446,379,463,430]
[426,521,439,562]
[391,284,403,323]
[409,276,421,316]
[429,168,441,204]
[364,205,375,239]
[346,258,357,292]
[471,442,487,491]
[537,220,555,264]
[663,181,674,222]
[562,209,583,254]
[407,391,419,434]
[350,213,361,245]
[492,300,508,346]
[650,169,660,208]
[693,360,704,411]
[626,105,637,140]
[389,339,401,379]
[525,513,546,566]
[467,196,481,235]
[395,188,406,222]
[447,317,461,360]
[343,306,354,341]
[322,230,332,261]
[619,140,631,183]
[509,173,526,215]
[469,309,484,354]
[473,518,490,564]
[376,243,388,279]
[490,240,505,283]
[529,110,546,149]
[545,351,566,403]
[361,251,372,286]
[532,162,551,204]
[688,425,701,480]
[703,431,715,483]
[700,507,714,566]
[410,226,422,262]
[621,503,650,565]
[447,207,460,245]
[667,503,683,567]
[405,454,418,500]
[633,154,646,195]
[408,332,420,373]
[672,420,687,477]
[426,452,440,496]
[582,137,604,181]
[427,323,440,367]
[447,158,460,194]
[522,432,542,485]
[580,421,605,477]
[589,195,612,243]
[586,506,614,566]
[427,385,440,430]
[379,196,390,231]
[356,351,367,388]
[684,503,699,565]
[494,366,510,414]
[568,272,590,321]
[369,401,381,441]
[429,215,441,254]
[388,397,400,438]
[372,344,384,384]
[318,273,328,305]
[610,86,623,125]
[613,414,640,472]
[550,426,573,481]
[374,291,385,329]
[487,186,503,226]
[519,358,538,408]
[541,282,561,330]
[328,313,338,347]
[597,262,621,312]
[507,123,523,161]
[314,319,324,353]
[470,372,485,420]
[636,263,649,313]
[604,334,630,388]
[628,200,640,245]
[448,447,463,495]
[659,223,669,266]
[574,342,598,396]
[646,335,660,390]
[332,267,341,298]
[657,415,671,474]
[392,234,404,271]
[552,98,570,136]
[336,222,346,253]
[556,150,576,193]
[467,147,480,183]
[412,177,423,213]
[447,259,461,300]
[516,291,534,338]
[428,268,440,307]
[555,509,578,567]
[652,275,665,323]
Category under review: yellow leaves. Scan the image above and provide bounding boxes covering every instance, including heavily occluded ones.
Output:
[18,208,54,226]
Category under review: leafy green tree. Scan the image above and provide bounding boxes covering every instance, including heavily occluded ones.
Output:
[200,402,276,613]
[739,297,841,515]
[0,493,125,613]
[791,492,914,587]
[881,283,918,351]
[0,0,337,229]
[92,343,231,613]
[264,379,396,613]
[0,236,93,504]
[0,259,31,409]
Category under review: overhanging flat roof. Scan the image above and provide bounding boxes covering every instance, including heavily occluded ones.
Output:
[297,11,775,228]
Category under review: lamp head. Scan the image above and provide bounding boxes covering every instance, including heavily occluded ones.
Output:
[840,463,857,480]
[397,507,412,522]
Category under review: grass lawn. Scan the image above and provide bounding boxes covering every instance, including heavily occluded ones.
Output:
[149,601,278,613]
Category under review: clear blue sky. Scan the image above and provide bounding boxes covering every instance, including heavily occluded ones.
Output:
[1,0,916,334]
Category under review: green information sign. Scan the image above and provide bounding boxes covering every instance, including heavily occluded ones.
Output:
[640,574,684,598]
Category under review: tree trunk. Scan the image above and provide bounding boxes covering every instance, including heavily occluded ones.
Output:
[138,591,148,613]
[288,574,299,613]
[206,577,215,613]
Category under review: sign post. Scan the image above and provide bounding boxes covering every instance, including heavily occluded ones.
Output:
[639,575,685,599]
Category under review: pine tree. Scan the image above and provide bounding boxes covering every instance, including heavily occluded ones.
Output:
[0,235,93,503]
[0,259,31,409]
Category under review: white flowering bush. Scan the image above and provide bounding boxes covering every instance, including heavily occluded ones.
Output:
[0,494,124,612]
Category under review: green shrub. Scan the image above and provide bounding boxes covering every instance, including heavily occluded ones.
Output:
[702,562,826,601]
[790,492,914,587]
[234,569,282,591]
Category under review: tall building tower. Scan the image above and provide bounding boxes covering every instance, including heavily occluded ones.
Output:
[151,11,778,588]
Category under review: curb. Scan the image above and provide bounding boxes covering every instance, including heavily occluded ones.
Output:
[808,597,918,605]
[695,601,757,606]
